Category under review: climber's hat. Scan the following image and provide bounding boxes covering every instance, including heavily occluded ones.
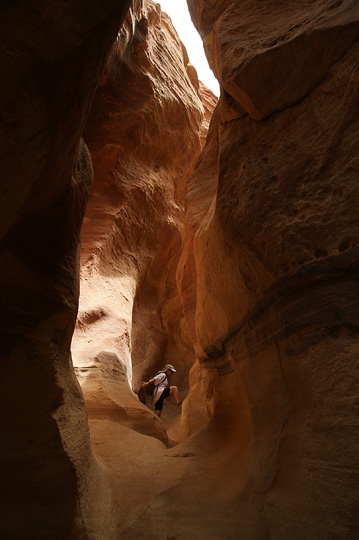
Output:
[163,364,176,372]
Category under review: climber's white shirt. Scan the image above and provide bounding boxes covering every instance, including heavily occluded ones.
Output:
[153,372,168,402]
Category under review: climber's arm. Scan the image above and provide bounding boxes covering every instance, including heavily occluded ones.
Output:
[141,378,155,388]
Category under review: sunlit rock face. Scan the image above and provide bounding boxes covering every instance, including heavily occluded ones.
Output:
[4,0,359,538]
[71,0,216,466]
[182,0,359,538]
[0,0,132,538]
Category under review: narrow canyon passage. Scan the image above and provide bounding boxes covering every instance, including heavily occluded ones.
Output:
[1,0,359,539]
[70,3,252,537]
[71,1,359,538]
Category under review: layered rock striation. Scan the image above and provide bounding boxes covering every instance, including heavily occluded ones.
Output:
[0,1,133,538]
[71,2,219,534]
[2,0,359,538]
[71,0,211,435]
[179,0,359,538]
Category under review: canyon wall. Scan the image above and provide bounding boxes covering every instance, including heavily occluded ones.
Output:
[181,0,359,538]
[2,0,359,539]
[0,1,131,538]
[71,0,215,446]
[71,1,221,536]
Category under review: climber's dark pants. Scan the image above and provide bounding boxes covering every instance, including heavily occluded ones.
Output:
[154,387,170,411]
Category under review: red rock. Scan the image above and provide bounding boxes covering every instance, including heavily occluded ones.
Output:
[176,104,220,350]
[189,0,359,119]
[5,0,359,538]
[0,0,131,537]
[181,1,359,539]
[72,0,216,468]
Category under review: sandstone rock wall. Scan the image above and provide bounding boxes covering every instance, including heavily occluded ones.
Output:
[71,0,214,450]
[0,1,132,538]
[3,0,359,538]
[68,4,223,535]
[180,0,359,538]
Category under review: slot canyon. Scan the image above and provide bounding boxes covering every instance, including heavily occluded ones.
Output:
[1,0,359,538]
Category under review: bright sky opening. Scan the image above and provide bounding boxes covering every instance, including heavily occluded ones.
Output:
[158,0,220,96]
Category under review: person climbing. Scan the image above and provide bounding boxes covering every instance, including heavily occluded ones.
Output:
[141,364,182,417]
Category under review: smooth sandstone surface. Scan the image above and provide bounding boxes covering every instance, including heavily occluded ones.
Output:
[72,0,208,431]
[184,0,359,538]
[0,1,133,538]
[71,2,222,536]
[2,0,359,538]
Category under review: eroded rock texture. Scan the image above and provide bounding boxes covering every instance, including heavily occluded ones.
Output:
[179,0,359,538]
[0,1,131,538]
[75,0,205,394]
[71,1,218,534]
[3,0,359,538]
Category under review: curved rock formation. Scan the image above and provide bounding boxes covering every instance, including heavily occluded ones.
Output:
[0,1,131,538]
[71,3,220,532]
[180,1,359,539]
[3,0,359,538]
[71,0,211,443]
